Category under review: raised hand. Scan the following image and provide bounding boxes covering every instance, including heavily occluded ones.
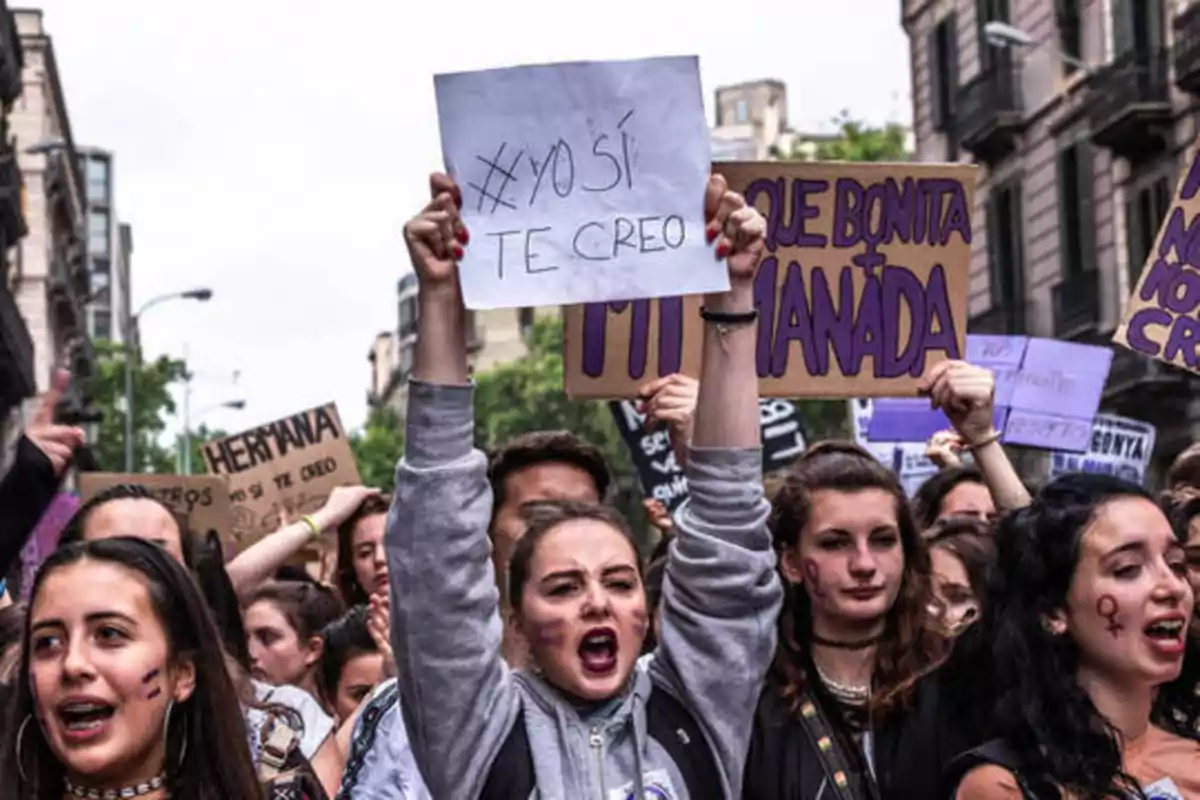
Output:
[310,486,382,533]
[919,361,997,446]
[638,373,698,470]
[403,173,468,289]
[368,591,397,679]
[25,368,84,477]
[925,429,965,469]
[704,173,767,285]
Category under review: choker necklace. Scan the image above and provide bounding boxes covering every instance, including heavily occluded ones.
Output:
[64,774,165,799]
[814,665,871,706]
[810,632,884,650]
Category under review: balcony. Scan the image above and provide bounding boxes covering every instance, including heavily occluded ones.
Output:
[1175,3,1200,95]
[1088,48,1172,157]
[1104,346,1189,399]
[956,61,1024,164]
[0,278,34,410]
[1051,268,1100,339]
[0,146,25,249]
[969,301,1027,335]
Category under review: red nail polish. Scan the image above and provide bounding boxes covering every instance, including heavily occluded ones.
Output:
[457,227,470,245]
[452,243,464,260]
[716,242,730,259]
[705,226,717,244]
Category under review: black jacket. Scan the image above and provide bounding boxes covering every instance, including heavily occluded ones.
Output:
[0,436,60,584]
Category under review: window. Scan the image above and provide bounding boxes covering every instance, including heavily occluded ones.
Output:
[1112,0,1164,59]
[928,13,959,159]
[1056,0,1082,76]
[985,180,1026,330]
[519,307,535,338]
[92,309,112,341]
[86,157,109,204]
[88,210,109,256]
[398,295,418,339]
[734,99,749,124]
[1125,174,1170,288]
[1056,141,1095,276]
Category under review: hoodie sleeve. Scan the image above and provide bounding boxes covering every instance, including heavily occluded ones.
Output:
[649,446,783,796]
[386,380,520,800]
[0,436,59,577]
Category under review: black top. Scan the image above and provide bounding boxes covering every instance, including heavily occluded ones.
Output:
[0,436,58,582]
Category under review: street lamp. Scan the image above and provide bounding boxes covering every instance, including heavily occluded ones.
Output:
[182,398,246,475]
[124,288,213,471]
[983,21,1093,75]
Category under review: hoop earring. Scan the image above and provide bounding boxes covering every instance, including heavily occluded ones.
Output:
[162,699,189,770]
[14,714,31,783]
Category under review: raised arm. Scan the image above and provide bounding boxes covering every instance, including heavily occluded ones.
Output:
[649,174,784,794]
[386,174,519,800]
[921,361,1032,511]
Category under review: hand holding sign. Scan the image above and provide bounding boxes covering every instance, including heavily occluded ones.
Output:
[921,361,998,446]
[638,373,698,471]
[26,369,85,477]
[404,173,469,290]
[705,173,767,285]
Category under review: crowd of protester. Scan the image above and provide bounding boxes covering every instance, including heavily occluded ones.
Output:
[0,170,1196,798]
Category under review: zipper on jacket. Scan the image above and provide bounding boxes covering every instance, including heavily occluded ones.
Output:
[589,726,606,799]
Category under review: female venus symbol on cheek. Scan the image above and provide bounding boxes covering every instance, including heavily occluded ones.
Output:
[802,559,826,601]
[1096,595,1123,638]
[142,667,162,700]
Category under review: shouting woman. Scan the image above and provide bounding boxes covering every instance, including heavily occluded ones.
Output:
[387,172,781,799]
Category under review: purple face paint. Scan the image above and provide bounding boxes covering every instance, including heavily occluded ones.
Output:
[531,621,566,647]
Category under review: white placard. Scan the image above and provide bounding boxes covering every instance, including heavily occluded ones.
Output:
[434,55,723,309]
[1048,413,1156,484]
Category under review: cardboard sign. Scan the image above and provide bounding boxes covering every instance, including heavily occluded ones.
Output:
[201,403,361,547]
[434,56,722,310]
[609,398,807,511]
[79,473,232,543]
[563,160,976,398]
[866,334,1112,452]
[1048,413,1155,484]
[849,398,946,497]
[1115,138,1200,371]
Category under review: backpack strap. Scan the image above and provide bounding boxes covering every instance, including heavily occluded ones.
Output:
[337,680,401,796]
[941,739,1037,799]
[479,710,535,800]
[645,687,722,798]
[792,691,878,800]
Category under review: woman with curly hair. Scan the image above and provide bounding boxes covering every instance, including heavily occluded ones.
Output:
[947,474,1200,798]
[744,361,1030,799]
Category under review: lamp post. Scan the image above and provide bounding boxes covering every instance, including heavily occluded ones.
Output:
[982,21,1093,75]
[123,288,212,472]
[182,398,245,475]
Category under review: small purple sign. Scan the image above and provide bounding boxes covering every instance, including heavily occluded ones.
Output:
[865,335,1112,453]
[20,492,79,602]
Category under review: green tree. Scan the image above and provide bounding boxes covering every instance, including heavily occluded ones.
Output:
[175,424,229,476]
[796,110,910,163]
[350,406,406,492]
[473,316,646,536]
[89,339,187,473]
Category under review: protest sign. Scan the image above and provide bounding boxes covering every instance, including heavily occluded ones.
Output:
[866,334,1112,452]
[434,56,720,310]
[563,160,975,398]
[1048,413,1155,484]
[79,473,232,544]
[19,492,78,602]
[201,403,360,547]
[849,399,944,498]
[1114,138,1200,372]
[610,398,807,511]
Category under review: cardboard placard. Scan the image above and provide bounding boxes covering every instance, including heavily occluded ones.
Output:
[1048,413,1156,484]
[78,474,232,544]
[608,397,807,511]
[201,403,361,548]
[563,160,975,398]
[1115,138,1200,369]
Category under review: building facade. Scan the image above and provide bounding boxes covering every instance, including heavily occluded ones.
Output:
[0,0,31,455]
[710,79,846,160]
[77,146,120,343]
[8,8,94,444]
[904,0,1200,484]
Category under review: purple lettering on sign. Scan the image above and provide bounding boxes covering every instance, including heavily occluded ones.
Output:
[746,177,828,250]
[580,297,685,380]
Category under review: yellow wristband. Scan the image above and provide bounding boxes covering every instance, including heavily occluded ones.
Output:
[299,515,322,538]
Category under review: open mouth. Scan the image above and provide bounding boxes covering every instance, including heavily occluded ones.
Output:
[578,627,618,676]
[1144,617,1187,656]
[57,701,115,739]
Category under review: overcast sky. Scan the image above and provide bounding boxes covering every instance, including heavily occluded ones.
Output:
[32,0,911,434]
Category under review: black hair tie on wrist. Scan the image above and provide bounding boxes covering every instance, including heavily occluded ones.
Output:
[700,307,759,325]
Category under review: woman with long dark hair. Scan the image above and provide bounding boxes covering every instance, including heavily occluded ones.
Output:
[948,474,1200,797]
[4,536,262,799]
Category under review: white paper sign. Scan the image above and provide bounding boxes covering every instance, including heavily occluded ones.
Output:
[1048,413,1156,484]
[848,399,943,497]
[434,55,722,310]
[1140,777,1183,800]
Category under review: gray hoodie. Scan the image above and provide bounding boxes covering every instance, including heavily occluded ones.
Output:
[388,381,782,800]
